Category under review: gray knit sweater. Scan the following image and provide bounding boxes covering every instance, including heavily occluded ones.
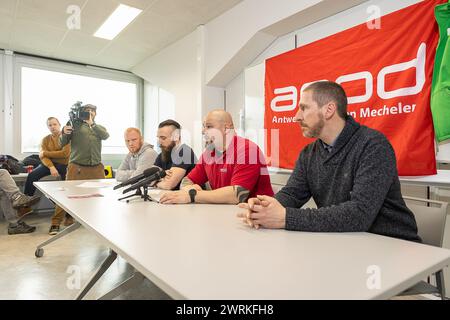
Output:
[275,116,421,242]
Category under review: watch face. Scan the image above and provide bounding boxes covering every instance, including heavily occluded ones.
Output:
[189,189,196,202]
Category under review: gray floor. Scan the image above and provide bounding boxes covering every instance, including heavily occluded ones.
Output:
[0,212,171,300]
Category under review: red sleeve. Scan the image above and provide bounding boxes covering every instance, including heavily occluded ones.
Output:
[187,156,208,186]
[230,163,262,191]
[230,139,266,191]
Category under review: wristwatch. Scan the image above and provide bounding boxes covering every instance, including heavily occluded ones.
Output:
[188,189,197,203]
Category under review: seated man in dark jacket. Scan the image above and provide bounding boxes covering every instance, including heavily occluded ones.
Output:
[238,81,420,242]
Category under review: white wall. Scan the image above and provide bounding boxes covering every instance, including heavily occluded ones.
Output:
[205,0,367,87]
[132,0,368,156]
[224,73,244,131]
[249,32,296,68]
[143,81,159,148]
[133,29,203,155]
[295,0,422,46]
[0,53,4,153]
[133,26,226,156]
[437,142,450,163]
[225,32,297,132]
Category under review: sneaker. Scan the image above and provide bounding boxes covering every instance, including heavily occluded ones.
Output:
[8,221,36,235]
[48,225,60,235]
[17,206,33,220]
[64,216,74,227]
[11,193,41,209]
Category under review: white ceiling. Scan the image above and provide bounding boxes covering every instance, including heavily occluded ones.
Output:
[0,0,242,70]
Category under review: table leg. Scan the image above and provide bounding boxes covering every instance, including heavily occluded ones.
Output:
[97,269,145,300]
[35,221,82,257]
[75,249,118,300]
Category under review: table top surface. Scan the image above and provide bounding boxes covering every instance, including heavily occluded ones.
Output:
[35,179,450,300]
[399,170,450,187]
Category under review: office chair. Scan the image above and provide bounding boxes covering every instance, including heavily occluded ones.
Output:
[399,196,449,300]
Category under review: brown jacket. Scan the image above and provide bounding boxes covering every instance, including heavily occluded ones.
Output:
[40,134,70,168]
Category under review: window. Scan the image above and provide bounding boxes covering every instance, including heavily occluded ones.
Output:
[20,66,140,154]
[143,82,175,150]
[244,63,266,154]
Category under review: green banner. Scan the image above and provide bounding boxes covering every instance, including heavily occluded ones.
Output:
[431,1,450,142]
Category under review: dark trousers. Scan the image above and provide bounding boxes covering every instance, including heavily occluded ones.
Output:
[24,164,67,196]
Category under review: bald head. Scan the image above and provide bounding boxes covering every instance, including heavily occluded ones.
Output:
[203,109,236,152]
[206,109,234,129]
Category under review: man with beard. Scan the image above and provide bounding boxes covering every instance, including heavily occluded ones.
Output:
[154,120,197,190]
[159,110,273,205]
[237,81,421,242]
[116,127,157,182]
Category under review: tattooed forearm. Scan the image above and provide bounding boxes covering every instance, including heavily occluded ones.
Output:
[234,185,250,203]
[180,176,194,189]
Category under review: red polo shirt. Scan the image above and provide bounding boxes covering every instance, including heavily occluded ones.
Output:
[187,135,274,198]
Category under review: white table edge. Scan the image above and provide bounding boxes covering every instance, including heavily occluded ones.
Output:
[34,181,450,300]
[34,181,187,300]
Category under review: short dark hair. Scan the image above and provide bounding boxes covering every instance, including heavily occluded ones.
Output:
[303,81,348,119]
[158,119,181,130]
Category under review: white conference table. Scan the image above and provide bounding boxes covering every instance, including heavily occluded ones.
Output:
[400,170,450,188]
[34,179,450,300]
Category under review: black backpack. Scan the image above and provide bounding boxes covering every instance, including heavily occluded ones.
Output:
[21,154,42,168]
[0,155,22,175]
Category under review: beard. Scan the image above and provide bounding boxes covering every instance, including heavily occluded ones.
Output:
[160,141,176,163]
[301,114,325,138]
[203,134,215,151]
[204,140,215,151]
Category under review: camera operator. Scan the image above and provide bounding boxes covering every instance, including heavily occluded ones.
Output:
[48,104,109,235]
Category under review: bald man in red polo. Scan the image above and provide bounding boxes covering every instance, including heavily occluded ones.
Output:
[160,110,273,205]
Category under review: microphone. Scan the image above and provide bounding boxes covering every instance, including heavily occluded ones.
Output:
[113,167,160,190]
[123,169,166,194]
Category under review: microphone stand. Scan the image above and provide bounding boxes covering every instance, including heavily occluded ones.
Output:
[118,185,153,203]
[140,185,152,203]
[118,188,142,202]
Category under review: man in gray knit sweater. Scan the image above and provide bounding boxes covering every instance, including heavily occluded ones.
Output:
[238,81,420,242]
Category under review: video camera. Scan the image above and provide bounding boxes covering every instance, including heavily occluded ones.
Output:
[69,101,91,127]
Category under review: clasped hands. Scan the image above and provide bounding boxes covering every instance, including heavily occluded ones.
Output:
[237,195,286,230]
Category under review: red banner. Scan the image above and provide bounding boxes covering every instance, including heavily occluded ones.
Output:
[265,0,443,176]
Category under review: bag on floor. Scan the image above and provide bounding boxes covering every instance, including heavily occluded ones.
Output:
[21,154,41,168]
[0,155,22,175]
